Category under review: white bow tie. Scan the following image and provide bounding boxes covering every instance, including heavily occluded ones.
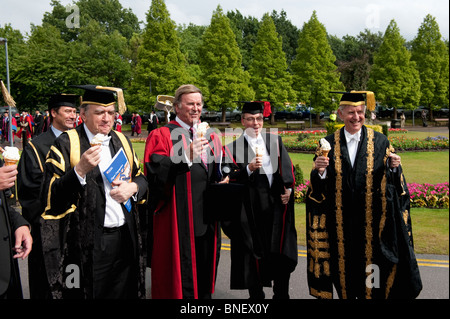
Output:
[346,133,360,143]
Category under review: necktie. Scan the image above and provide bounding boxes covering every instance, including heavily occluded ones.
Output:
[190,127,208,170]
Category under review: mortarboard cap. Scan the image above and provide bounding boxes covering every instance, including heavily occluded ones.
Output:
[330,90,376,112]
[48,93,79,110]
[242,101,263,114]
[71,85,127,115]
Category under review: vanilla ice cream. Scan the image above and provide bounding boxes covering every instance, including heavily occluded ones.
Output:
[197,122,210,138]
[319,138,331,157]
[91,133,107,146]
[2,146,20,165]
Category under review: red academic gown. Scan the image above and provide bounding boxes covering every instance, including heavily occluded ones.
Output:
[144,121,222,299]
[16,114,33,140]
[135,115,142,135]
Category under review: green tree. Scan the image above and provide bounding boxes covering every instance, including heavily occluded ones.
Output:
[249,13,296,123]
[368,19,421,118]
[0,24,25,93]
[411,14,449,118]
[199,5,254,120]
[43,0,140,41]
[291,11,344,122]
[129,0,191,112]
[227,10,260,71]
[270,10,299,68]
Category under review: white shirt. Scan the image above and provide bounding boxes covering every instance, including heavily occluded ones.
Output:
[343,129,361,167]
[76,126,125,228]
[50,125,64,138]
[319,128,361,179]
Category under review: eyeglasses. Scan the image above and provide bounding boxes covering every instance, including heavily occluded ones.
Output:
[243,116,264,123]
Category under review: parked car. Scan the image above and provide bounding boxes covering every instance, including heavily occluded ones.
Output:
[297,105,325,119]
[274,106,302,120]
[201,107,241,122]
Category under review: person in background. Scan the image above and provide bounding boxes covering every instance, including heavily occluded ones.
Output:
[33,110,44,137]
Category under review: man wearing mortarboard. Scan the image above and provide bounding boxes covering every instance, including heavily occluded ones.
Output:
[222,101,298,299]
[306,91,422,299]
[17,93,78,299]
[40,85,147,299]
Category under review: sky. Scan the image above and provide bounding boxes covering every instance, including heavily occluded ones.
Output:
[0,0,449,40]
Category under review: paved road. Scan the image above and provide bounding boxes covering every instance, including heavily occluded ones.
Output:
[18,239,448,299]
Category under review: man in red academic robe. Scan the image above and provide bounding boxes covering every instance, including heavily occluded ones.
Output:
[144,84,225,299]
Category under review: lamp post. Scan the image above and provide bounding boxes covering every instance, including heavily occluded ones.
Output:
[0,37,13,146]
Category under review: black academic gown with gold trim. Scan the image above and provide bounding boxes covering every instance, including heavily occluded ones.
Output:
[40,124,147,299]
[306,126,422,299]
[17,128,57,299]
[223,132,297,290]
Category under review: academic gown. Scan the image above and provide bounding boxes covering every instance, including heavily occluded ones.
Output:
[17,128,57,299]
[144,121,222,299]
[40,125,148,299]
[306,126,422,299]
[222,132,297,289]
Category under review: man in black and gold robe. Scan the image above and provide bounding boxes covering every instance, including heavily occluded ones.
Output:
[306,92,422,299]
[40,86,147,299]
[17,93,78,299]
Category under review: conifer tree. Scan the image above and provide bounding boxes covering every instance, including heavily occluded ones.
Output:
[249,13,296,122]
[199,5,254,119]
[291,11,343,122]
[411,14,449,118]
[129,0,191,112]
[368,19,421,117]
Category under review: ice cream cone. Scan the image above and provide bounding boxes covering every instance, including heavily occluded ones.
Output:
[321,149,330,158]
[4,158,18,166]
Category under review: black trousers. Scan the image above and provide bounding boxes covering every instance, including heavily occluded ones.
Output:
[93,225,137,299]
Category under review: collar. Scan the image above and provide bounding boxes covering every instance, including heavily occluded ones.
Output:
[344,128,361,143]
[243,131,264,146]
[50,125,64,138]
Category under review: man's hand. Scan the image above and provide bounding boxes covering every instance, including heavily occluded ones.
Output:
[389,153,401,168]
[314,155,329,174]
[0,165,17,191]
[13,225,33,260]
[188,137,208,162]
[110,180,138,203]
[280,187,292,205]
[74,145,101,178]
[248,156,263,172]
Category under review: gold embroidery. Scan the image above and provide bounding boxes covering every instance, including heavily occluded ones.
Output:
[365,128,375,299]
[333,129,347,298]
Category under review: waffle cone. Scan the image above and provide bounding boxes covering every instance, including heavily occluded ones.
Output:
[4,158,18,166]
[321,150,330,158]
[90,142,102,147]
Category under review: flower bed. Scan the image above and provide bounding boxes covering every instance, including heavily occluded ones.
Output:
[294,181,449,209]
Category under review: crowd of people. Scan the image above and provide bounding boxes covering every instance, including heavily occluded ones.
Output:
[1,84,422,300]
